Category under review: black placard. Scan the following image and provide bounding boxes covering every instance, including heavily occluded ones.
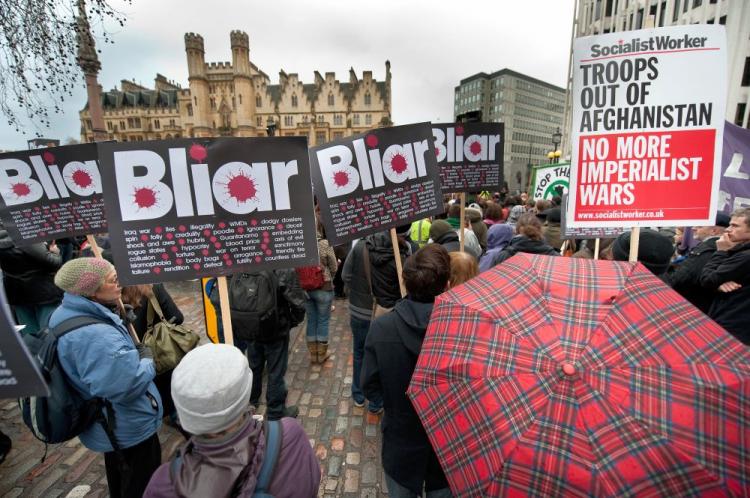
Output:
[310,123,443,246]
[98,137,319,285]
[432,122,504,193]
[0,144,107,246]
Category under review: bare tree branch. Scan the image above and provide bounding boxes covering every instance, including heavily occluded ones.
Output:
[0,0,130,134]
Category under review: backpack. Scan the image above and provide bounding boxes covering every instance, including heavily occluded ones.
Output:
[170,419,282,498]
[295,266,324,291]
[18,317,119,450]
[228,271,278,342]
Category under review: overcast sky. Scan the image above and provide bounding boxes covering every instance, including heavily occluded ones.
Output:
[0,0,575,151]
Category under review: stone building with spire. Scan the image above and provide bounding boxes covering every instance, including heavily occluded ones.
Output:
[79,30,393,144]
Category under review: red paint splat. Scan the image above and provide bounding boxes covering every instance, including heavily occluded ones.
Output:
[455,125,464,135]
[176,258,183,265]
[218,222,226,229]
[226,260,233,266]
[202,249,209,256]
[236,227,245,234]
[178,238,186,245]
[203,229,211,237]
[333,171,350,188]
[12,183,31,197]
[255,256,262,263]
[435,148,440,156]
[365,135,379,148]
[166,233,174,240]
[261,243,268,250]
[133,187,157,209]
[71,169,93,188]
[223,173,257,203]
[171,246,179,253]
[155,227,163,234]
[140,234,149,242]
[214,242,222,249]
[178,225,187,232]
[250,219,258,227]
[193,264,201,271]
[153,267,161,274]
[42,152,55,164]
[223,253,231,260]
[161,253,169,260]
[210,236,217,243]
[265,249,272,256]
[468,140,482,156]
[189,144,207,162]
[276,223,284,230]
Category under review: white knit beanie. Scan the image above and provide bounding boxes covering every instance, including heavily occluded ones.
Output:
[171,344,252,435]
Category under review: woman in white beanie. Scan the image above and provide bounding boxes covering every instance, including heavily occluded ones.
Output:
[144,344,320,498]
[50,257,162,498]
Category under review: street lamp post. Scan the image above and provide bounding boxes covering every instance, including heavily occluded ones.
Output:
[266,117,277,137]
[551,126,562,163]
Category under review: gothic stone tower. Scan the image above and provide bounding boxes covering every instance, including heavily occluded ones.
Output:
[185,32,211,136]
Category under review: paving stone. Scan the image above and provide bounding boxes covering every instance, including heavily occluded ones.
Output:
[346,452,360,465]
[350,427,363,448]
[335,416,349,433]
[327,456,342,477]
[365,424,377,438]
[361,461,378,484]
[315,444,327,461]
[2,488,25,498]
[299,392,312,405]
[330,438,345,452]
[343,469,360,493]
[308,408,322,419]
[324,479,338,492]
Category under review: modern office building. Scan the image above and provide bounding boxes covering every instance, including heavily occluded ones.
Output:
[454,69,566,192]
[79,31,392,145]
[570,0,750,139]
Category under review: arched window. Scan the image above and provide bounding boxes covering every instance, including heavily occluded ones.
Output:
[256,95,262,107]
[291,94,298,107]
[187,103,193,117]
[364,93,371,105]
[328,93,334,106]
[238,94,242,105]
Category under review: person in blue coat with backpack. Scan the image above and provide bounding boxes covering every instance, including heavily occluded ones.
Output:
[50,257,162,498]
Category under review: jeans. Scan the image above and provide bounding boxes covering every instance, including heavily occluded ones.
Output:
[384,473,453,498]
[247,336,289,420]
[350,315,382,410]
[305,289,333,342]
[14,303,58,335]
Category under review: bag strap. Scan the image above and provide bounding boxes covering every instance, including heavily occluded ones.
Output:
[362,243,374,299]
[254,419,282,497]
[147,294,166,323]
[51,316,108,339]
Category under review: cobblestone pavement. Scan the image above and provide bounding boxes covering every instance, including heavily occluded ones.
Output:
[0,280,388,497]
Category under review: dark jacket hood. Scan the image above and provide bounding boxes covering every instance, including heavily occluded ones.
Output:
[393,299,434,356]
[434,230,459,245]
[366,232,407,266]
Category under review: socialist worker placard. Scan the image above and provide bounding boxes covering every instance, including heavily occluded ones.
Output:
[568,25,726,228]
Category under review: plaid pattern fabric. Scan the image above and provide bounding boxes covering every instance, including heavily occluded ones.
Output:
[407,254,750,497]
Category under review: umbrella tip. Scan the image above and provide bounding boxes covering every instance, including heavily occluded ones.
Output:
[562,363,576,376]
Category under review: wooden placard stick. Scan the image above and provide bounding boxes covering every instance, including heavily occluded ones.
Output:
[390,228,406,298]
[86,235,140,344]
[594,238,601,260]
[459,192,466,253]
[217,276,235,345]
[629,227,640,263]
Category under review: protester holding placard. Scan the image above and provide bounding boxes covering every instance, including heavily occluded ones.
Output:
[303,222,338,364]
[0,223,63,334]
[51,258,162,498]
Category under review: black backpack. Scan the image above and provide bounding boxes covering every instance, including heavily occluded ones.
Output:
[19,316,120,451]
[228,271,278,342]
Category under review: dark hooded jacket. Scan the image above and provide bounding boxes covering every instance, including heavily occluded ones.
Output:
[361,299,449,494]
[144,415,320,498]
[432,230,461,254]
[491,235,559,266]
[699,240,750,344]
[365,232,409,308]
[0,228,63,305]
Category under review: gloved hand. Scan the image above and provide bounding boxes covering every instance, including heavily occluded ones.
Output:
[136,343,153,360]
[123,304,137,325]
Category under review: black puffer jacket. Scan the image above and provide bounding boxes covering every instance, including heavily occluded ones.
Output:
[664,237,719,314]
[365,232,409,308]
[0,229,63,305]
[700,241,750,344]
[491,235,559,266]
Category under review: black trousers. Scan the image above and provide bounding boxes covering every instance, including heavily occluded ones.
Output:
[247,335,289,420]
[103,433,161,498]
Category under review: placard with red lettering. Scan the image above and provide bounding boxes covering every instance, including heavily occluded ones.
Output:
[568,25,726,228]
[0,143,107,246]
[98,137,318,285]
[432,122,503,193]
[310,123,443,246]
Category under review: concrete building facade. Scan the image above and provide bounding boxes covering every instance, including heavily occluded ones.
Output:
[570,0,750,145]
[79,31,392,145]
[454,69,566,192]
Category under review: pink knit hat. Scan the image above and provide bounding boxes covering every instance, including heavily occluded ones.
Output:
[54,258,115,297]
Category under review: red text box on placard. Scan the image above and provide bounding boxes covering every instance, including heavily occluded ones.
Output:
[574,129,715,223]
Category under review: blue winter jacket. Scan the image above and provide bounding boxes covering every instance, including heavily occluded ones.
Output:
[49,293,162,452]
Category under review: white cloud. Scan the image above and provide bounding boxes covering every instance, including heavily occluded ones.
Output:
[0,0,574,151]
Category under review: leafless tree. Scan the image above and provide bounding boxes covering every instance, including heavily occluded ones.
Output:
[0,0,130,133]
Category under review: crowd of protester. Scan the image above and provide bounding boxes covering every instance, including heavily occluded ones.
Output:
[1,191,748,497]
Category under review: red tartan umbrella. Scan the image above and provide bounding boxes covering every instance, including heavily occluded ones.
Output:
[407,254,750,497]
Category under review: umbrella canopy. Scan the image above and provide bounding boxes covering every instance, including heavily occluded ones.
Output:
[408,254,750,497]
